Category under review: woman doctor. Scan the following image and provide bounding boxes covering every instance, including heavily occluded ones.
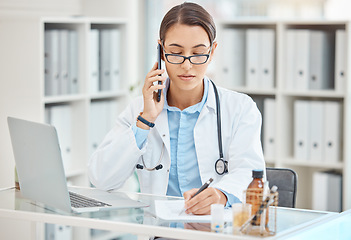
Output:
[88,2,265,215]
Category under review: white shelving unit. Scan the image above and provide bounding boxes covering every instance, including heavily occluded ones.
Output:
[41,17,130,187]
[0,16,131,239]
[215,19,351,211]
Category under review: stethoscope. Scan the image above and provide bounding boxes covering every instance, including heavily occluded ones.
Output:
[135,80,228,175]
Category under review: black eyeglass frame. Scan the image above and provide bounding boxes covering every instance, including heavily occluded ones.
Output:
[161,42,213,65]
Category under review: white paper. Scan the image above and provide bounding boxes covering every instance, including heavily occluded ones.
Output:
[154,200,233,222]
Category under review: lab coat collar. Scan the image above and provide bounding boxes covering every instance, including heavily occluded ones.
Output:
[198,77,217,122]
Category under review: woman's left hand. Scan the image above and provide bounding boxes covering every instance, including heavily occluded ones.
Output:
[183,187,227,215]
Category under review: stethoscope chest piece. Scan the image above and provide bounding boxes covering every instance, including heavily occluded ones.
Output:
[215,158,228,175]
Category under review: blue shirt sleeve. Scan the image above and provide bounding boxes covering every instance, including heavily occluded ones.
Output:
[216,188,241,208]
[131,123,149,149]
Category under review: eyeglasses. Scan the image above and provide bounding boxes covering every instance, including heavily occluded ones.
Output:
[161,43,212,65]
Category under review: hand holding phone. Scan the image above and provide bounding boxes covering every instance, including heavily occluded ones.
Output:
[157,44,162,102]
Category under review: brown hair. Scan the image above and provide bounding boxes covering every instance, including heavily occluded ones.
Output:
[159,2,216,44]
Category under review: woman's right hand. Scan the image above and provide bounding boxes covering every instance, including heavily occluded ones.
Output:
[138,62,166,129]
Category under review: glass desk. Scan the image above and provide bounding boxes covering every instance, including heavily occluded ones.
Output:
[0,186,340,240]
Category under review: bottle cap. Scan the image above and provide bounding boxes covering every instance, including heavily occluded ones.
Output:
[252,169,263,179]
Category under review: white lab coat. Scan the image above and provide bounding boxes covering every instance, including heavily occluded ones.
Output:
[88,78,265,202]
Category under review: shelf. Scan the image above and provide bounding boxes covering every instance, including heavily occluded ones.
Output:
[89,90,129,100]
[231,87,276,96]
[282,90,345,99]
[43,94,86,104]
[282,158,343,169]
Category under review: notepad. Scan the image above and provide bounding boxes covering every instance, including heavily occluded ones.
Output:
[154,200,233,222]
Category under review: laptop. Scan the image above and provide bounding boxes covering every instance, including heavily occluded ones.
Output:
[7,116,148,213]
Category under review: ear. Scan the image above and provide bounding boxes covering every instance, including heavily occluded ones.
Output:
[209,41,218,62]
[157,39,165,61]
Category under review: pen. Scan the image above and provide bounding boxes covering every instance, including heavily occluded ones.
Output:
[179,178,213,215]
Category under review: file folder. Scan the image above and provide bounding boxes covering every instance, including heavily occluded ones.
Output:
[309,30,334,90]
[295,30,310,90]
[59,30,69,95]
[90,29,100,93]
[246,29,260,88]
[47,105,72,171]
[294,100,310,160]
[335,29,346,92]
[323,101,341,163]
[259,29,275,89]
[110,29,121,91]
[221,28,245,88]
[68,30,79,94]
[90,101,109,155]
[263,98,276,159]
[309,101,324,162]
[285,30,296,90]
[100,29,112,91]
[44,30,60,96]
[312,171,342,212]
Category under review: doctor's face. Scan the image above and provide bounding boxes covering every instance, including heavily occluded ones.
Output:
[161,23,217,92]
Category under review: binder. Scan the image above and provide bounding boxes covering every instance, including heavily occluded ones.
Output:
[294,30,310,90]
[259,29,275,89]
[44,30,60,96]
[245,29,260,88]
[312,171,342,212]
[309,30,334,90]
[68,30,79,94]
[107,100,119,129]
[312,171,328,211]
[59,30,69,95]
[90,101,109,155]
[263,98,276,159]
[48,105,72,171]
[90,29,100,93]
[323,101,341,163]
[335,29,346,92]
[99,29,112,91]
[327,172,342,212]
[110,29,121,91]
[285,30,296,90]
[221,28,246,88]
[309,101,324,162]
[252,97,264,145]
[294,100,310,160]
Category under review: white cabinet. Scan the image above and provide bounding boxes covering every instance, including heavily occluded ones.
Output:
[215,20,351,211]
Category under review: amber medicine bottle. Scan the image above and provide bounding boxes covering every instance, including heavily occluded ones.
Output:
[246,169,264,225]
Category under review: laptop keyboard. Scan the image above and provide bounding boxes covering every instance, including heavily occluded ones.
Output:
[69,191,111,208]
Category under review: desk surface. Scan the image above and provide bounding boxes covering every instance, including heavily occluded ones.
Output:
[0,186,345,240]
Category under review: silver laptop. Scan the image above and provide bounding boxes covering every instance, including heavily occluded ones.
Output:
[7,116,148,213]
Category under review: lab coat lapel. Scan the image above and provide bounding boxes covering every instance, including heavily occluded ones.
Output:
[195,78,218,183]
[154,109,171,159]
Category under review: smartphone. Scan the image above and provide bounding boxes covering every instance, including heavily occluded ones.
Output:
[157,43,162,102]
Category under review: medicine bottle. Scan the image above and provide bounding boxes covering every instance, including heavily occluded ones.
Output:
[245,169,264,226]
